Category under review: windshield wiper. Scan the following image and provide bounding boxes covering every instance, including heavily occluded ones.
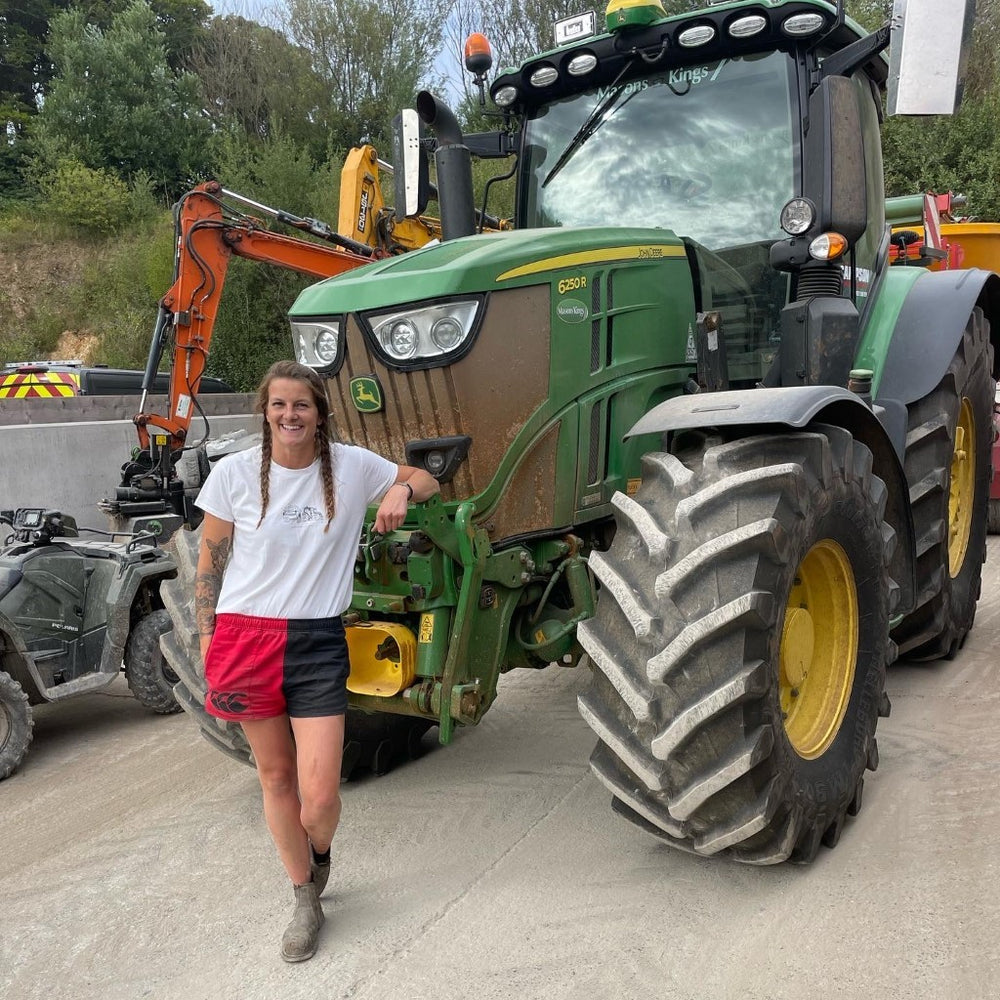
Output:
[542,87,629,188]
[541,56,644,189]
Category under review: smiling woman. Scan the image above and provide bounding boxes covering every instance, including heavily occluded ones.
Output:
[190,358,439,962]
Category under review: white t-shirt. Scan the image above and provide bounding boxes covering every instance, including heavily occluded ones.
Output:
[195,443,398,619]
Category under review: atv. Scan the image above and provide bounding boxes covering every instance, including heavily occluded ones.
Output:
[0,507,180,780]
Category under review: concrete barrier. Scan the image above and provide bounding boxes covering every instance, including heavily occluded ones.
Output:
[0,394,258,528]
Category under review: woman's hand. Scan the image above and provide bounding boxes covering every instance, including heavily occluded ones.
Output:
[374,467,440,533]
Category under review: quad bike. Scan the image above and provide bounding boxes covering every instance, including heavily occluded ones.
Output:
[0,507,179,780]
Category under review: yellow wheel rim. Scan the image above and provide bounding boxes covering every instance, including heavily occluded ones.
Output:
[780,539,858,759]
[948,397,975,576]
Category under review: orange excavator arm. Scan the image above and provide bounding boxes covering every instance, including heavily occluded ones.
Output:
[102,178,397,525]
[134,180,376,454]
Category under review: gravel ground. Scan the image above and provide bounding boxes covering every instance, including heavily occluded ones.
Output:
[2,540,999,1000]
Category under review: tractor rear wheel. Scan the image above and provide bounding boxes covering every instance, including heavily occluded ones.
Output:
[0,670,33,780]
[988,499,1000,535]
[577,426,896,863]
[160,525,431,778]
[124,609,182,713]
[891,307,995,660]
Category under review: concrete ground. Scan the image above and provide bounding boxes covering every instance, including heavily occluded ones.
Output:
[2,542,999,1000]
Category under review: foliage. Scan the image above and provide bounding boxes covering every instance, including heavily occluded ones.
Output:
[0,0,60,125]
[282,0,449,150]
[78,214,178,369]
[36,159,159,235]
[64,0,211,70]
[190,15,333,162]
[883,88,1000,220]
[0,0,211,197]
[32,1,212,197]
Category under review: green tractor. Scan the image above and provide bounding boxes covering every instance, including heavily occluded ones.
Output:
[164,0,997,862]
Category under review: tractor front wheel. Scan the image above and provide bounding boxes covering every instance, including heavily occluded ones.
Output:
[577,426,896,863]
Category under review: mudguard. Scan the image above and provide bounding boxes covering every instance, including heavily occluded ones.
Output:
[626,385,916,615]
[97,554,176,677]
[0,610,43,703]
[877,267,1000,405]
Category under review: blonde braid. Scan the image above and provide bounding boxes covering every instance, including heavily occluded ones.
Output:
[317,422,336,532]
[257,423,273,528]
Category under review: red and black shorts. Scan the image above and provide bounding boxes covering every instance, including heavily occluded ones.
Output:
[204,613,349,721]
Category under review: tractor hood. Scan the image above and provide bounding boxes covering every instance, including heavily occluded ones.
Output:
[289,226,687,315]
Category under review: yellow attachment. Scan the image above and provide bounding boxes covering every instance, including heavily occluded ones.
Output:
[948,396,975,576]
[346,621,417,697]
[779,540,858,760]
[338,146,387,252]
[338,144,440,254]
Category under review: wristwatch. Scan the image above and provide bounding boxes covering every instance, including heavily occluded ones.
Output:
[397,481,414,501]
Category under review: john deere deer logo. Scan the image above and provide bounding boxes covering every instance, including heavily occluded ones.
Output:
[350,375,384,413]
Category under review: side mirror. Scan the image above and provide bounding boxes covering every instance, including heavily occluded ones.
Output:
[392,109,430,221]
[803,75,867,244]
[888,0,975,115]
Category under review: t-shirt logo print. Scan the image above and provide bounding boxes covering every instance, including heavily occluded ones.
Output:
[281,504,324,523]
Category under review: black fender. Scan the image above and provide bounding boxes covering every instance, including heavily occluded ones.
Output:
[627,386,916,615]
[98,554,176,676]
[0,611,46,704]
[877,267,1000,406]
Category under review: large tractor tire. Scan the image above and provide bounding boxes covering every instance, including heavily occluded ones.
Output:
[577,426,896,864]
[0,670,33,780]
[124,609,182,714]
[988,499,1000,536]
[891,307,995,660]
[159,526,431,777]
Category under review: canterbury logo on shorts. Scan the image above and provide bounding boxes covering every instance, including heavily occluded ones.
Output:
[208,691,250,715]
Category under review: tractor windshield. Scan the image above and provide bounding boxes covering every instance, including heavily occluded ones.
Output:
[520,50,796,250]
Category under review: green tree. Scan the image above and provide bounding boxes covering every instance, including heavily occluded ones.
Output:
[283,0,449,149]
[62,0,211,69]
[1,0,210,196]
[0,0,58,195]
[32,0,212,195]
[191,15,333,162]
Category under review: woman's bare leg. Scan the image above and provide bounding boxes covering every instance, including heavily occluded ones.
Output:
[241,716,311,885]
[289,714,346,854]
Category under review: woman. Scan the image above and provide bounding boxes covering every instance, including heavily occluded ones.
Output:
[194,360,439,962]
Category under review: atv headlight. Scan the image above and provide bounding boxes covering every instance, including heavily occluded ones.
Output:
[290,319,344,374]
[362,299,482,368]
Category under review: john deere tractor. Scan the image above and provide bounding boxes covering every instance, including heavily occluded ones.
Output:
[165,0,997,862]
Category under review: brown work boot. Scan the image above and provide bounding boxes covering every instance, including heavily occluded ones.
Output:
[280,880,324,963]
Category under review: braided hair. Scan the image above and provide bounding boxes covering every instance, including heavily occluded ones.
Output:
[255,360,337,532]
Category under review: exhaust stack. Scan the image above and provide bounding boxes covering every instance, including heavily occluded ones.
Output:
[416,92,476,241]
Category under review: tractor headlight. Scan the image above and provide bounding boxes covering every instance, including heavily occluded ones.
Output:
[363,298,482,368]
[291,319,343,374]
[780,198,816,236]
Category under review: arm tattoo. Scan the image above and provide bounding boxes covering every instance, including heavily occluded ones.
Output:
[207,535,231,576]
[196,536,231,636]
